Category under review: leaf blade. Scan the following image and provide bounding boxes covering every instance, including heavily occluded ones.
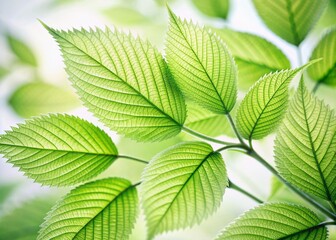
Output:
[9,82,79,118]
[0,114,118,186]
[192,0,230,19]
[38,178,138,240]
[236,67,305,140]
[142,141,227,239]
[275,81,336,201]
[43,23,186,142]
[253,0,328,45]
[6,34,38,66]
[216,203,327,239]
[166,9,237,114]
[215,28,290,90]
[308,27,336,87]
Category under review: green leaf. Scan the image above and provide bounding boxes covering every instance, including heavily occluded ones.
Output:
[192,0,229,19]
[0,66,8,80]
[42,23,186,142]
[308,27,336,87]
[275,81,336,201]
[142,141,227,239]
[216,203,327,239]
[6,34,38,66]
[9,82,79,118]
[236,66,306,140]
[166,9,237,114]
[252,0,328,45]
[103,6,149,26]
[185,104,233,137]
[0,183,16,207]
[0,114,118,186]
[215,28,290,90]
[0,197,56,240]
[38,178,138,240]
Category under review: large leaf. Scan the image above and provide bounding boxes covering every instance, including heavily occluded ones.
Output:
[0,114,118,186]
[308,27,336,87]
[275,81,336,201]
[38,178,138,240]
[6,34,38,66]
[236,66,305,140]
[185,104,232,137]
[192,0,229,19]
[0,197,56,240]
[215,28,290,90]
[142,141,227,239]
[43,23,186,142]
[216,203,327,239]
[253,0,328,45]
[166,9,237,114]
[9,82,79,118]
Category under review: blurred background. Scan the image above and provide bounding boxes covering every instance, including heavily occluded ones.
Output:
[0,0,335,239]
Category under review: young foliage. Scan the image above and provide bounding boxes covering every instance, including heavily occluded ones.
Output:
[185,104,232,137]
[43,23,186,142]
[216,203,327,239]
[236,66,306,140]
[275,81,336,201]
[192,0,229,19]
[0,114,118,186]
[38,178,138,240]
[6,34,38,66]
[166,8,237,114]
[308,27,336,87]
[253,0,328,45]
[215,28,290,90]
[9,82,79,118]
[141,141,227,239]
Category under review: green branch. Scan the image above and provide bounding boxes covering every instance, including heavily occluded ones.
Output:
[228,180,263,204]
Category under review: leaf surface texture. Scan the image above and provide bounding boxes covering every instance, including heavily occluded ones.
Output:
[0,114,118,186]
[142,141,227,239]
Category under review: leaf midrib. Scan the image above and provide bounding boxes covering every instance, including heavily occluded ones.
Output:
[72,184,134,239]
[49,27,182,128]
[0,143,116,157]
[248,71,293,140]
[300,83,332,201]
[150,151,216,237]
[278,221,325,240]
[170,13,229,113]
[285,0,300,45]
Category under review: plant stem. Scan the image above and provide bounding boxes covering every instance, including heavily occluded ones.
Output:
[215,144,246,153]
[226,113,245,144]
[117,155,148,164]
[248,149,336,220]
[182,126,235,145]
[228,180,263,204]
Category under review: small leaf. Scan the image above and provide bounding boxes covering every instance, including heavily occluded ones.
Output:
[0,197,56,240]
[38,178,138,240]
[43,23,186,142]
[142,141,227,239]
[185,104,233,137]
[192,0,229,19]
[308,27,336,87]
[0,114,118,186]
[9,82,79,118]
[253,0,328,45]
[215,28,290,90]
[275,80,336,201]
[6,34,38,66]
[103,6,149,26]
[0,66,8,80]
[166,8,237,114]
[236,65,307,140]
[216,203,327,239]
